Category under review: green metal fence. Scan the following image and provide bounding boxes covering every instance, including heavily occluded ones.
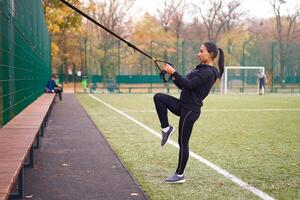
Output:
[0,0,51,126]
[237,41,300,85]
[55,23,299,93]
[75,37,300,84]
[68,38,202,91]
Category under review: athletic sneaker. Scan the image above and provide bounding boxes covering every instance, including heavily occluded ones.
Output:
[161,126,174,146]
[164,174,186,183]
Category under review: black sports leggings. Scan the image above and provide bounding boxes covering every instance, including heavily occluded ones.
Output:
[153,93,200,174]
[54,87,63,101]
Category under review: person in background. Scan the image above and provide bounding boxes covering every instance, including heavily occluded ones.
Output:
[257,70,267,95]
[81,75,88,93]
[45,74,63,101]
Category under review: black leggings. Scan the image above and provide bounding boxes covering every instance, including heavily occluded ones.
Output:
[54,87,63,101]
[153,93,200,174]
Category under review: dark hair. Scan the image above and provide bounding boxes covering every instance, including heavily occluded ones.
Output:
[51,74,57,78]
[203,42,224,78]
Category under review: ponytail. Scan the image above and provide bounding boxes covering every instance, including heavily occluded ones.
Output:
[218,48,224,78]
[203,42,225,78]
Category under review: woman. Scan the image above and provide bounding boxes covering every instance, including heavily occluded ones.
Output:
[153,42,224,183]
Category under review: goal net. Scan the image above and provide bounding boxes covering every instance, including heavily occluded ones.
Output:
[221,66,265,94]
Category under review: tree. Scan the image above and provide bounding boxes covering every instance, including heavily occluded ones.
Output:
[192,0,243,41]
[218,27,251,66]
[131,13,173,74]
[268,0,300,86]
[85,0,135,83]
[157,0,175,32]
[154,0,187,69]
[42,0,82,80]
[170,0,186,69]
[181,18,206,41]
[156,0,178,63]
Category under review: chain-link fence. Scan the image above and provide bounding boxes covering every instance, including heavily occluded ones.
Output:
[0,0,51,126]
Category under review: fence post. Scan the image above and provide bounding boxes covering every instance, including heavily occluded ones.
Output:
[181,40,185,75]
[271,42,276,93]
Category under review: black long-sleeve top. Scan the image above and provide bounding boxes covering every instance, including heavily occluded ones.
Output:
[172,64,220,113]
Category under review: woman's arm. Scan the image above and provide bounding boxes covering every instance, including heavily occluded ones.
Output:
[172,71,212,90]
[163,64,212,90]
[173,76,183,89]
[163,64,182,89]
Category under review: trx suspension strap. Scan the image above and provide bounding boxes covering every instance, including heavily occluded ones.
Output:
[58,0,172,83]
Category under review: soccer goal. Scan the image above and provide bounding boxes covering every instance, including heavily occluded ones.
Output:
[222,66,265,94]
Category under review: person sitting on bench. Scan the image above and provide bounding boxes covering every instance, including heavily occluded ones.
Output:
[45,74,63,101]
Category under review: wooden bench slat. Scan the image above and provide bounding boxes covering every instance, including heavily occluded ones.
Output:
[0,168,20,182]
[0,128,37,133]
[0,192,8,200]
[0,128,37,132]
[0,161,21,180]
[0,139,35,149]
[0,131,37,139]
[2,94,55,129]
[5,123,43,127]
[0,170,20,200]
[0,151,27,160]
[5,122,43,127]
[0,173,19,183]
[0,137,34,143]
[4,120,44,125]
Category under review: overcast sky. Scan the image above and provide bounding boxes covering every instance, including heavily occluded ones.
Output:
[130,0,299,21]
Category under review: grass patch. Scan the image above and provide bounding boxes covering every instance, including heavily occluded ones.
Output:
[77,93,300,200]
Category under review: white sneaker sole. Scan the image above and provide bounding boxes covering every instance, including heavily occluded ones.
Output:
[164,179,186,184]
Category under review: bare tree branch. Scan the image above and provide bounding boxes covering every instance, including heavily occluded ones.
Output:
[267,0,300,85]
[157,0,175,32]
[192,0,243,41]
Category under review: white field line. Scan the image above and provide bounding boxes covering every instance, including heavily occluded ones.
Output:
[122,108,300,113]
[89,94,275,200]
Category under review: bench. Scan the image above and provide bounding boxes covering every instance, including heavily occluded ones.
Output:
[0,93,56,200]
[116,84,180,94]
[118,86,168,93]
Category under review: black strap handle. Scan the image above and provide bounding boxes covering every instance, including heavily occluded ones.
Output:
[154,60,173,83]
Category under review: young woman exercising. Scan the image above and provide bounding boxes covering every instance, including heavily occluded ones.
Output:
[153,42,224,183]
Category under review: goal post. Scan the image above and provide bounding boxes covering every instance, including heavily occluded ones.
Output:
[222,66,265,94]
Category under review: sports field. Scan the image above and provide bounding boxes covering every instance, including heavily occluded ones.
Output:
[77,93,300,200]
